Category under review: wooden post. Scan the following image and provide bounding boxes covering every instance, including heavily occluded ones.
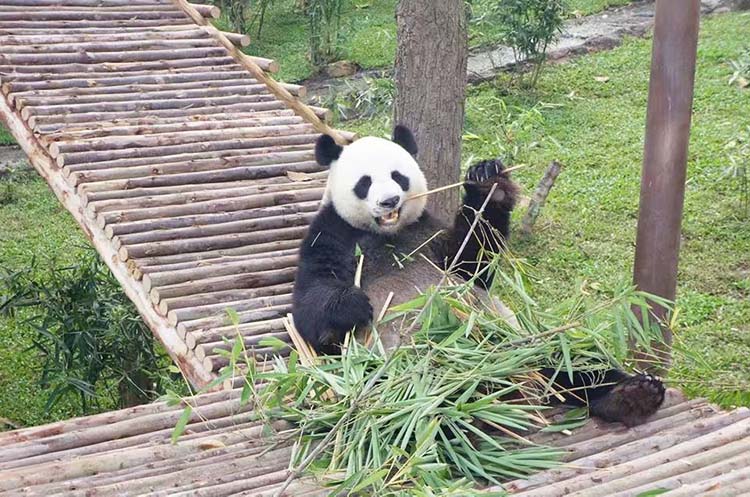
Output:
[633,0,700,367]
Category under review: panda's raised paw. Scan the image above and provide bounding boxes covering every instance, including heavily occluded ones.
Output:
[465,159,510,185]
[590,373,666,427]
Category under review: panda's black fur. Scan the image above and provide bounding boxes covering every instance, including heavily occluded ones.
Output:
[293,125,665,427]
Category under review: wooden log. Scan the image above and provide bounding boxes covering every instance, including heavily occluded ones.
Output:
[141,249,299,281]
[189,2,221,19]
[100,187,323,228]
[150,267,297,305]
[0,396,256,466]
[507,413,750,497]
[174,0,347,144]
[0,5,177,11]
[52,122,310,158]
[308,105,333,123]
[0,27,201,46]
[171,288,294,325]
[0,79,213,389]
[197,331,292,362]
[222,31,251,48]
[204,347,288,372]
[62,131,314,169]
[0,24,199,36]
[118,213,314,254]
[247,56,279,74]
[0,19,194,30]
[151,467,291,497]
[0,422,290,491]
[78,160,322,197]
[0,0,173,6]
[23,90,276,122]
[0,387,243,448]
[27,101,287,128]
[605,447,750,497]
[77,152,315,188]
[0,11,189,22]
[89,179,318,215]
[138,241,303,286]
[178,294,294,331]
[45,448,297,497]
[664,468,750,497]
[280,83,306,98]
[143,254,300,293]
[0,56,237,75]
[2,69,248,93]
[20,78,260,109]
[18,82,268,110]
[67,139,312,176]
[186,317,287,349]
[180,303,293,335]
[165,283,295,320]
[2,38,217,56]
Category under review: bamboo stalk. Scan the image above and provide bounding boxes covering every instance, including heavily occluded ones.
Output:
[151,267,297,305]
[521,161,562,236]
[405,164,527,202]
[173,0,345,144]
[143,254,300,293]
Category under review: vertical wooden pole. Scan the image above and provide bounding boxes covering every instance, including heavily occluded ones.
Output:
[633,0,701,366]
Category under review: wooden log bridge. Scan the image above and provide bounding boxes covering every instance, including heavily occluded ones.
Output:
[0,0,351,387]
[3,388,750,495]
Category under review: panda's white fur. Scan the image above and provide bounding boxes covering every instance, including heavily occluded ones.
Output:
[322,136,428,235]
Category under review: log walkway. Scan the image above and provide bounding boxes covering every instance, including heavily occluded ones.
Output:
[3,1,750,495]
[0,0,350,388]
[2,388,750,496]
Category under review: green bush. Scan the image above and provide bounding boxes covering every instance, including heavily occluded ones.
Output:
[1,251,176,413]
[305,0,345,66]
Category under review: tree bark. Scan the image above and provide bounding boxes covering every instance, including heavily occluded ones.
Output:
[394,0,468,223]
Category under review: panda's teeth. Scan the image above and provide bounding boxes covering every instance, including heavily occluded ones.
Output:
[379,210,400,225]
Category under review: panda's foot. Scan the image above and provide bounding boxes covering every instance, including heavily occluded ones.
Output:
[329,287,373,333]
[464,159,519,209]
[589,374,666,427]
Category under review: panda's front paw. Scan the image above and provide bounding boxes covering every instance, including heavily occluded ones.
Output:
[330,287,373,332]
[465,159,519,209]
[590,373,666,427]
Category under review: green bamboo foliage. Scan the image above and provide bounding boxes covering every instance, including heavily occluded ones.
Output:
[183,250,670,495]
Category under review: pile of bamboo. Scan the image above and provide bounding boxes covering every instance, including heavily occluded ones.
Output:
[0,0,351,387]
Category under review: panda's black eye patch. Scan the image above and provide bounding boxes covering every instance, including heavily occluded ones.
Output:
[391,171,410,192]
[354,175,372,200]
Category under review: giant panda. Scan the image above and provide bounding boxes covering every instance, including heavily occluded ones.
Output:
[292,124,665,427]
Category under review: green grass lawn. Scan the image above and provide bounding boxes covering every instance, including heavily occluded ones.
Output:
[241,0,634,82]
[0,128,14,146]
[348,11,750,407]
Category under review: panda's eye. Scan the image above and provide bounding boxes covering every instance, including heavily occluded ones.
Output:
[354,175,372,200]
[391,171,410,192]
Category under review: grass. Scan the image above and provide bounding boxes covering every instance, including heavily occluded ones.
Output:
[346,11,750,408]
[238,0,634,82]
[0,127,14,146]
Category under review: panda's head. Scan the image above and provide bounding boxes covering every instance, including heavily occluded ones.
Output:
[316,125,428,235]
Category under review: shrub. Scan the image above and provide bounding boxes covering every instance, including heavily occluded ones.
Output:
[724,125,750,217]
[305,0,345,66]
[1,251,176,413]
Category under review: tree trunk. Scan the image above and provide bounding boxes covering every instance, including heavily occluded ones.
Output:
[394,0,467,223]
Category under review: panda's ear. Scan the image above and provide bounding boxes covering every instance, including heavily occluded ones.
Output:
[315,134,343,166]
[392,125,418,156]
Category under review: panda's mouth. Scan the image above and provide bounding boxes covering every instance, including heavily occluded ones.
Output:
[376,208,401,226]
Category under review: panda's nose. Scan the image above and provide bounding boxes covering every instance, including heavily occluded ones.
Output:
[378,195,400,209]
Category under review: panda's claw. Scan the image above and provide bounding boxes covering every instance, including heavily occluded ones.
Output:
[590,373,666,427]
